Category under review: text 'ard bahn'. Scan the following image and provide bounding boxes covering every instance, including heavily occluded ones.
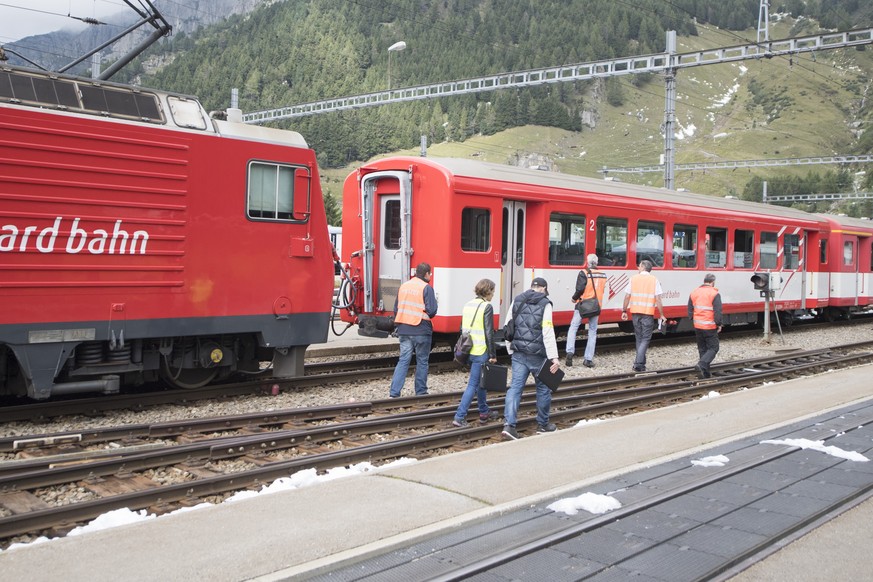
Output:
[0,217,149,255]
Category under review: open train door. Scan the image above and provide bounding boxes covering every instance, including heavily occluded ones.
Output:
[358,169,413,336]
[500,201,527,327]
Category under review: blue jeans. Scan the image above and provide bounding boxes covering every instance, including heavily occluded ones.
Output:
[566,311,599,361]
[389,334,431,397]
[453,352,491,421]
[503,351,552,428]
[632,313,655,369]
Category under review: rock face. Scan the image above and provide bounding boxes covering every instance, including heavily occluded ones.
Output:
[4,0,268,75]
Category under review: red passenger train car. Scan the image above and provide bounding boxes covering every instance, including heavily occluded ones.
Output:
[817,214,873,318]
[339,156,873,339]
[0,65,334,399]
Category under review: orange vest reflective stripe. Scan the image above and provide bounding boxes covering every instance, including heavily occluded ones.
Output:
[629,274,657,315]
[690,285,718,330]
[394,277,429,326]
[581,269,607,301]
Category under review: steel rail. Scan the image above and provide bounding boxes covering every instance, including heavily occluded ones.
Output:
[1,345,871,541]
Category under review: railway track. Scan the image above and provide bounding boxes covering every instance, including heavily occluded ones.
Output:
[0,317,864,423]
[2,340,872,548]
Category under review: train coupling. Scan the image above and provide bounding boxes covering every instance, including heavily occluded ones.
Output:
[357,315,394,338]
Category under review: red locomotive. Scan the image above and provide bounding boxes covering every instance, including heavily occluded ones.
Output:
[1,65,334,399]
[339,156,872,339]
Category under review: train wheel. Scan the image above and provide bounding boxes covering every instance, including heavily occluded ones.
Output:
[160,360,219,389]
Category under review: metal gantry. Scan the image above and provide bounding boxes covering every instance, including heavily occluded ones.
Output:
[243,28,873,124]
[242,27,873,190]
[764,191,873,203]
[601,155,873,175]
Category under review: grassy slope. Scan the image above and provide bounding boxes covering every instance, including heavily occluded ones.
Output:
[318,20,873,211]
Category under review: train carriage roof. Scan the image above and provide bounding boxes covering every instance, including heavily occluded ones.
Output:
[379,156,830,228]
[816,213,873,235]
[1,64,308,148]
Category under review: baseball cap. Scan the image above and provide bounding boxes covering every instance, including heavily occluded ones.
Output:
[531,277,548,289]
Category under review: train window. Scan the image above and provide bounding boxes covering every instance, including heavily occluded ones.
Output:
[595,217,627,267]
[134,93,162,120]
[760,232,778,269]
[167,96,207,129]
[672,224,697,268]
[55,81,80,109]
[636,221,665,267]
[784,233,801,269]
[247,161,304,222]
[820,239,828,264]
[734,229,754,269]
[33,76,59,104]
[0,69,164,122]
[843,241,854,266]
[9,73,37,102]
[0,72,13,99]
[104,88,140,117]
[548,213,585,266]
[79,85,109,112]
[705,227,727,268]
[461,208,491,252]
[515,208,524,266]
[384,201,402,249]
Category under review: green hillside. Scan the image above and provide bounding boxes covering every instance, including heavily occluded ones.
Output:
[321,18,873,219]
[130,1,873,219]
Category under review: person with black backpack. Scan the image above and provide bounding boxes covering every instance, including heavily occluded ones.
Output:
[501,277,561,440]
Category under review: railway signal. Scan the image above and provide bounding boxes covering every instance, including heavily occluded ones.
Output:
[751,272,782,342]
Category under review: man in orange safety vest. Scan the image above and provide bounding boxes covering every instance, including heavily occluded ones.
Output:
[621,259,665,372]
[389,262,438,397]
[687,273,723,379]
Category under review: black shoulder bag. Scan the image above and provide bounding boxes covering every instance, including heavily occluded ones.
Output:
[575,268,601,318]
[453,301,484,366]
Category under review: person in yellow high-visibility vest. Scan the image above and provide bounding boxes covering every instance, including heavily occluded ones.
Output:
[621,260,665,372]
[389,263,438,397]
[687,273,723,378]
[451,279,499,427]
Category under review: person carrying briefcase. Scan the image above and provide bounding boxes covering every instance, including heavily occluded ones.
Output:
[501,277,562,440]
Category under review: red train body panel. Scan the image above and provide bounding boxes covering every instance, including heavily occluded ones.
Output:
[1,65,333,399]
[340,156,873,339]
[818,214,873,311]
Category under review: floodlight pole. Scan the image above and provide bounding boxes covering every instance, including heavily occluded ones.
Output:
[387,41,407,90]
[663,31,677,191]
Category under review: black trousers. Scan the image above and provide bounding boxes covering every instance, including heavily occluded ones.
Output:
[695,328,719,376]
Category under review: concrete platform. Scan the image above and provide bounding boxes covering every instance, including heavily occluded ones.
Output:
[1,362,872,582]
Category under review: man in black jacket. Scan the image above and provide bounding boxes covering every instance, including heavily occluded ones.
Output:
[502,278,561,440]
